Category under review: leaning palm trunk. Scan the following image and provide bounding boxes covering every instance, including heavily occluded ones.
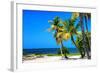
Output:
[61,41,68,59]
[79,13,91,59]
[84,15,91,52]
[71,34,85,58]
[85,15,89,32]
[60,43,64,57]
[56,28,64,58]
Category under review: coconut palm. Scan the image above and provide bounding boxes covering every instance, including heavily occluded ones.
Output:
[79,13,91,59]
[62,19,78,49]
[69,13,91,59]
[76,33,85,58]
[48,16,69,59]
[61,12,85,58]
[48,13,91,59]
[84,13,91,52]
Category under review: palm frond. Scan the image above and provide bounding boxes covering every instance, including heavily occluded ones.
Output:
[75,23,81,30]
[71,12,79,20]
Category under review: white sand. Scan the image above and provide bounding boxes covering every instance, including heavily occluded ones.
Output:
[23,56,81,63]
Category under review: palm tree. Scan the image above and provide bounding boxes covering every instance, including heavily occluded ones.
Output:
[76,33,85,58]
[68,13,91,59]
[84,13,91,52]
[84,13,91,32]
[48,16,69,59]
[61,13,85,58]
[79,13,91,59]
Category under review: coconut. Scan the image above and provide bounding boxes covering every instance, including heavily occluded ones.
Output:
[63,33,70,40]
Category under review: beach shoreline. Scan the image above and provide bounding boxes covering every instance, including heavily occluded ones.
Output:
[23,55,82,63]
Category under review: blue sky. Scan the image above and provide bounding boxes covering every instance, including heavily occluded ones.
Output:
[23,10,91,49]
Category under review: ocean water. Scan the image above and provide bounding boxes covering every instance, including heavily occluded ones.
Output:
[23,48,79,55]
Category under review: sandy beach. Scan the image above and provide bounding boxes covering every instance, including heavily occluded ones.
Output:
[23,56,81,63]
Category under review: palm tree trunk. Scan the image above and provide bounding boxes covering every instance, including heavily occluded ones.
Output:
[85,15,89,32]
[85,15,91,52]
[79,13,91,59]
[71,34,78,50]
[71,34,85,58]
[60,44,64,57]
[61,41,68,59]
[56,28,64,58]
